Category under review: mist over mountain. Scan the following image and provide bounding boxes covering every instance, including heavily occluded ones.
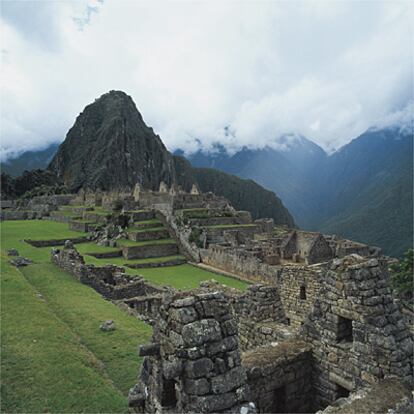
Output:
[182,126,413,257]
[3,90,411,256]
[2,143,59,177]
[2,90,294,226]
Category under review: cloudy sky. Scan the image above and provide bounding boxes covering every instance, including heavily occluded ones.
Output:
[1,0,413,160]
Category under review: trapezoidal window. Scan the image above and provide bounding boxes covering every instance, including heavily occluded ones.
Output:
[336,315,353,343]
[161,378,177,409]
[300,285,307,300]
[335,383,350,399]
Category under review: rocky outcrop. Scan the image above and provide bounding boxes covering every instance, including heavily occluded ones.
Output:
[48,90,176,192]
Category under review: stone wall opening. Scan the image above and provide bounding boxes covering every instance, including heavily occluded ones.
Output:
[272,386,286,413]
[336,315,353,343]
[161,378,177,409]
[300,286,306,300]
[335,383,350,399]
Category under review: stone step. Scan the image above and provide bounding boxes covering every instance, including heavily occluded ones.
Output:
[127,227,170,242]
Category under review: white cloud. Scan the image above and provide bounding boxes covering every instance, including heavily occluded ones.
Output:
[0,0,412,160]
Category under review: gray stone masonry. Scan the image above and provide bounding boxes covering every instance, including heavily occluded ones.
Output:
[121,243,178,260]
[128,290,256,413]
[316,377,413,414]
[51,242,165,307]
[243,340,313,413]
[300,255,413,411]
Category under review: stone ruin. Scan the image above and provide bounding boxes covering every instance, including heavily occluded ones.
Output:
[129,290,256,413]
[4,185,412,413]
[127,255,413,414]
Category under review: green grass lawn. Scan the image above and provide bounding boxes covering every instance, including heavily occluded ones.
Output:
[1,221,87,263]
[52,210,81,217]
[1,221,152,413]
[76,242,121,255]
[129,264,249,291]
[131,219,161,227]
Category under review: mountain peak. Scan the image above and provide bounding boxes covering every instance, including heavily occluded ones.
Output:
[48,91,175,192]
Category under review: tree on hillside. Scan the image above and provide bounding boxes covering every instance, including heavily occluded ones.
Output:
[390,249,413,303]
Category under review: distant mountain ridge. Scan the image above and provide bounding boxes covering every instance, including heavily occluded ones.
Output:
[3,92,411,256]
[182,127,413,257]
[2,143,59,177]
[1,90,295,227]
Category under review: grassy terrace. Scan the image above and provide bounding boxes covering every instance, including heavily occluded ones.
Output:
[179,208,234,219]
[76,243,121,255]
[126,226,165,233]
[129,264,249,290]
[204,223,258,229]
[1,220,152,413]
[10,220,87,243]
[1,219,250,412]
[51,210,81,217]
[123,209,152,214]
[131,219,161,227]
[116,238,176,247]
[84,210,112,216]
[83,254,187,267]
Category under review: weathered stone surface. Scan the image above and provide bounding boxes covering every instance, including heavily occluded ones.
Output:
[185,358,214,379]
[10,257,32,267]
[184,378,210,395]
[211,366,246,394]
[182,319,222,346]
[100,320,115,331]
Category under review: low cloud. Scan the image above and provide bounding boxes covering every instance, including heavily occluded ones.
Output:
[1,1,412,160]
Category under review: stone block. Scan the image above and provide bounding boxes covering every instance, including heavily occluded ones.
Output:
[182,319,222,346]
[185,358,214,379]
[211,366,246,394]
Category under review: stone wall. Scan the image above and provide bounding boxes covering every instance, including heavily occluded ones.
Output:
[301,255,413,410]
[156,211,200,262]
[122,242,179,260]
[26,236,88,247]
[51,242,164,304]
[317,377,413,414]
[123,295,164,321]
[276,264,326,329]
[243,340,313,413]
[201,245,279,284]
[128,228,170,242]
[129,290,255,413]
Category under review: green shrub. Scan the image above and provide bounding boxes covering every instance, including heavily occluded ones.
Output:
[390,249,413,303]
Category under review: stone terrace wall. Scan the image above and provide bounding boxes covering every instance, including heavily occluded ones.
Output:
[122,243,178,260]
[129,290,255,413]
[301,256,413,410]
[201,245,279,284]
[243,340,313,413]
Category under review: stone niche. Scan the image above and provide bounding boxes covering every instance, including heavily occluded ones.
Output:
[128,290,256,413]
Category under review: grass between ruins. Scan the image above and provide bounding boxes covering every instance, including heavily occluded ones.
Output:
[1,221,152,413]
[1,219,248,411]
